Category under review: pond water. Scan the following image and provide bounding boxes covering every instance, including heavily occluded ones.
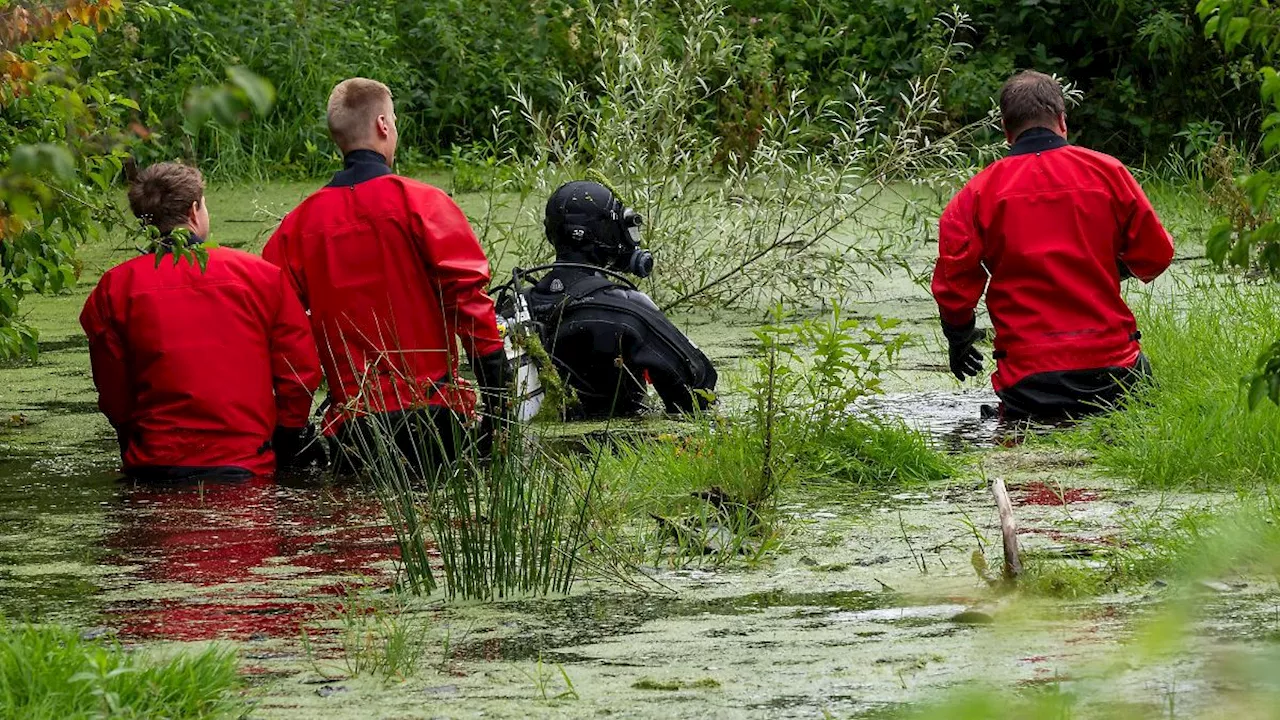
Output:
[1,183,1273,717]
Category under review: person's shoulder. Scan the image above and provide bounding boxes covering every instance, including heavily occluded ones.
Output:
[389,175,456,202]
[1063,144,1129,169]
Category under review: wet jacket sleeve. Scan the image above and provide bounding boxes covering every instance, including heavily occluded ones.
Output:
[267,267,322,428]
[932,183,988,327]
[407,186,504,358]
[1113,166,1175,283]
[79,281,134,434]
[616,289,717,414]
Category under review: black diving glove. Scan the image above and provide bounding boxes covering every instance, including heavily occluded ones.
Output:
[472,349,516,458]
[942,317,985,381]
[472,349,515,417]
[273,424,328,470]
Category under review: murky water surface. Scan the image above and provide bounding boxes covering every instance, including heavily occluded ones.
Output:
[1,214,1273,716]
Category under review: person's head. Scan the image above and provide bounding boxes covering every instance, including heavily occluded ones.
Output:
[127,162,209,239]
[999,70,1067,144]
[327,78,397,163]
[544,181,653,277]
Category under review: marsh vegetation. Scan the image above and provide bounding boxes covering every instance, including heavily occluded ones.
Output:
[5,1,1280,718]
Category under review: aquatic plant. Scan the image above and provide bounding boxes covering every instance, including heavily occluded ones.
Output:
[301,586,432,682]
[349,406,602,601]
[0,622,242,719]
[583,305,952,567]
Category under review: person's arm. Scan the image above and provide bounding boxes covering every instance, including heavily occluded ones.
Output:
[269,268,322,428]
[931,184,987,327]
[1115,165,1175,283]
[407,185,510,414]
[408,185,505,359]
[931,184,987,381]
[266,267,326,468]
[79,282,134,454]
[262,212,309,307]
[616,290,717,414]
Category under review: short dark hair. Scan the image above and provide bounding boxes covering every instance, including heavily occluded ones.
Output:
[127,162,204,234]
[999,71,1065,136]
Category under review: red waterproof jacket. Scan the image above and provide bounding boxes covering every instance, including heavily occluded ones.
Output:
[80,246,322,476]
[932,128,1175,391]
[262,151,504,429]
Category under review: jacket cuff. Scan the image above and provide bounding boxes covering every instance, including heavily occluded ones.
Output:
[940,314,976,342]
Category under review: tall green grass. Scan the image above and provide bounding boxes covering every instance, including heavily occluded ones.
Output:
[0,623,241,719]
[1064,277,1280,488]
[351,412,597,601]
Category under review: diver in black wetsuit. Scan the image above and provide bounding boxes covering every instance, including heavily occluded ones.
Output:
[522,181,717,419]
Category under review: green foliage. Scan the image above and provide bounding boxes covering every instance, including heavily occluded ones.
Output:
[301,587,431,682]
[353,415,600,601]
[44,0,1259,178]
[0,1,272,361]
[0,5,134,360]
[583,306,950,567]
[0,622,242,719]
[1197,0,1280,406]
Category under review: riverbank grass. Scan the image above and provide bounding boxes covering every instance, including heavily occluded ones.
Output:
[0,622,242,719]
[1062,277,1280,489]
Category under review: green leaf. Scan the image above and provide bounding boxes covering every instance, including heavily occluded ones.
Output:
[227,66,276,116]
[1195,0,1221,23]
[1242,171,1274,212]
[1203,14,1220,38]
[1229,227,1253,267]
[1224,17,1250,53]
[1247,375,1268,410]
[1262,67,1280,105]
[1206,220,1234,266]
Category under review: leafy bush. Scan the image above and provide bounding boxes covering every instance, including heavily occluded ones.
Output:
[59,0,1266,177]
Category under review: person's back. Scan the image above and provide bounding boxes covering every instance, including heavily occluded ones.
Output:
[267,157,494,420]
[263,78,510,468]
[525,181,717,419]
[932,71,1174,419]
[81,164,322,479]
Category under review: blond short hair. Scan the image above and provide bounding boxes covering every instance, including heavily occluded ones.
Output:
[326,78,393,151]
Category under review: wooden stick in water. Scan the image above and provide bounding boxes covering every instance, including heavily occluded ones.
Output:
[990,477,1022,581]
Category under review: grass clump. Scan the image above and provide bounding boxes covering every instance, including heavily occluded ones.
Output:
[301,587,432,682]
[353,414,598,601]
[1062,278,1280,489]
[0,622,242,719]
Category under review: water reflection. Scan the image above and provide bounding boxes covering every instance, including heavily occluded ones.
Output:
[0,456,397,642]
[103,475,395,641]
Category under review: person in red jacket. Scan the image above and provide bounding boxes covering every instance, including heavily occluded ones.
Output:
[263,78,511,472]
[80,163,325,480]
[932,71,1175,420]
